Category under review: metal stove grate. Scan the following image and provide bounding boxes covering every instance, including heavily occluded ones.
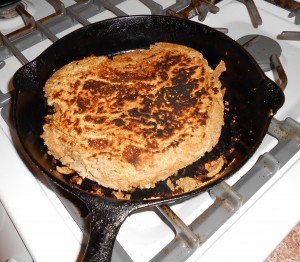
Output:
[0,0,299,63]
[1,1,300,261]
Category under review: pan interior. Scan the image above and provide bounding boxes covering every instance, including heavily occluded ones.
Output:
[13,16,284,201]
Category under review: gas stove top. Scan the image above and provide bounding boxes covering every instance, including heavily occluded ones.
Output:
[0,1,300,261]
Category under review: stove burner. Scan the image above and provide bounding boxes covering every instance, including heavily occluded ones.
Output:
[236,34,282,72]
[0,0,23,19]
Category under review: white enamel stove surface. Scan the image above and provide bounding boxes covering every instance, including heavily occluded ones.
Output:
[0,0,300,261]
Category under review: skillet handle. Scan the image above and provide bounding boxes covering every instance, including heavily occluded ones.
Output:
[75,192,140,262]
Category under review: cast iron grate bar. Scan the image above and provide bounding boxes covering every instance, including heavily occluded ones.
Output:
[166,0,220,21]
[237,0,262,27]
[36,20,59,42]
[277,31,300,40]
[67,6,91,26]
[98,0,128,16]
[0,32,28,64]
[271,54,288,90]
[139,0,163,15]
[66,0,106,25]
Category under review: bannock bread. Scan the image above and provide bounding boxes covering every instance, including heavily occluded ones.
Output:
[41,42,226,191]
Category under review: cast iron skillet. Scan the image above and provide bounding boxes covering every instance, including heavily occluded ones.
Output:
[12,15,284,261]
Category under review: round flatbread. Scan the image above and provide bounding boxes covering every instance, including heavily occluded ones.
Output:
[42,42,226,191]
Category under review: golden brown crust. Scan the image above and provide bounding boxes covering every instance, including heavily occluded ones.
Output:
[41,42,226,191]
